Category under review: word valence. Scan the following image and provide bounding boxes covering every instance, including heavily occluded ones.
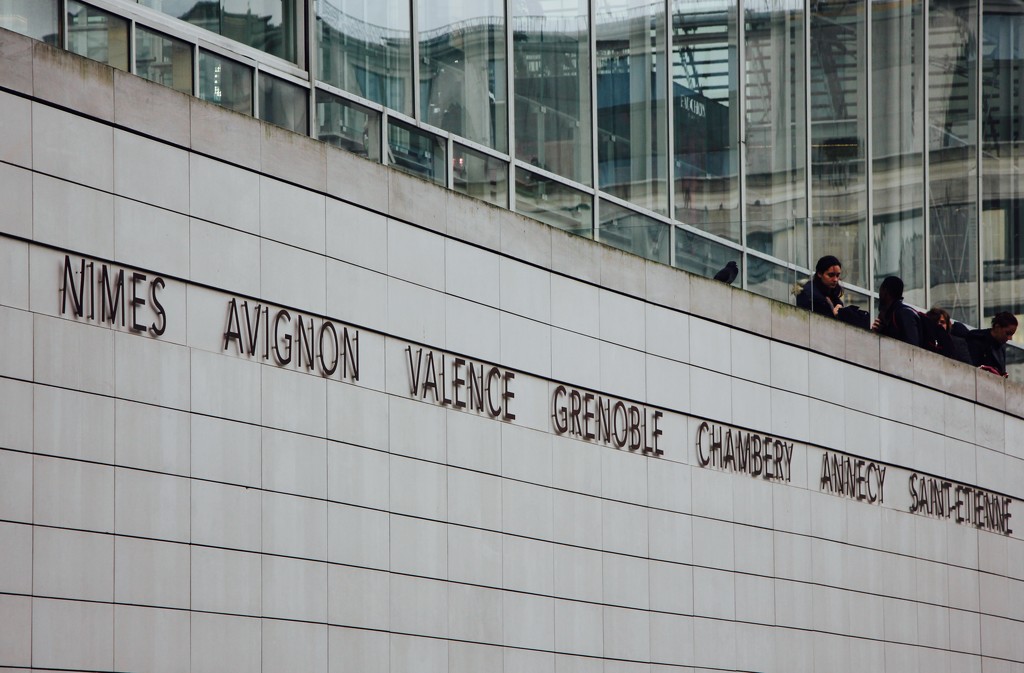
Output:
[551,385,663,455]
[60,255,166,335]
[819,451,886,504]
[909,474,1012,535]
[696,422,794,482]
[406,346,515,421]
[223,299,359,381]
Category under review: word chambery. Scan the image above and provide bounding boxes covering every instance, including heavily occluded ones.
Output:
[695,421,794,482]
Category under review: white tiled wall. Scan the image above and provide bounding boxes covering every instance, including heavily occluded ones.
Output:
[2,41,1024,673]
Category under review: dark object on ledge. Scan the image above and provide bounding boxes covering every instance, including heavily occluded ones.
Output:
[713,261,739,285]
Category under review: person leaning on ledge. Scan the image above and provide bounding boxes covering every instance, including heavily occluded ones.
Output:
[796,255,845,318]
[871,276,920,347]
[965,311,1019,377]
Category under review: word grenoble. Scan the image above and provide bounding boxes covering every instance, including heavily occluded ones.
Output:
[551,385,663,455]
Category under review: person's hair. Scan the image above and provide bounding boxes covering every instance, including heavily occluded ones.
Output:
[992,311,1019,328]
[879,276,904,299]
[926,307,950,324]
[814,255,842,276]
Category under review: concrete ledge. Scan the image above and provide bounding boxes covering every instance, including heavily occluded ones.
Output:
[551,228,599,284]
[326,144,389,213]
[808,313,845,360]
[689,274,732,325]
[645,260,688,313]
[976,369,1006,411]
[33,40,113,120]
[879,336,916,381]
[844,324,879,369]
[600,244,645,298]
[389,170,446,234]
[113,69,190,148]
[0,27,33,95]
[190,97,261,171]
[501,213,552,270]
[771,302,809,348]
[446,190,501,251]
[1006,380,1024,417]
[730,285,771,335]
[261,123,327,193]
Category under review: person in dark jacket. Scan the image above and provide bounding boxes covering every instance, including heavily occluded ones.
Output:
[922,307,971,363]
[871,276,920,346]
[796,255,844,318]
[965,312,1019,377]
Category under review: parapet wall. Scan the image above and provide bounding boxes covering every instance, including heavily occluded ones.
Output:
[2,27,1023,673]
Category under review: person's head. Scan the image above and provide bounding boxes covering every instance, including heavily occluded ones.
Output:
[879,276,904,305]
[991,312,1019,344]
[814,255,842,290]
[926,307,950,332]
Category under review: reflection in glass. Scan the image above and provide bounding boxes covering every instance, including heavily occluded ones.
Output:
[317,0,412,116]
[387,119,446,185]
[419,0,507,151]
[982,4,1024,332]
[316,90,381,160]
[259,73,307,133]
[513,0,592,185]
[747,257,799,303]
[67,1,129,71]
[138,0,301,64]
[0,0,59,44]
[596,0,667,213]
[745,0,807,267]
[671,0,740,243]
[811,0,867,288]
[514,167,593,236]
[674,226,740,280]
[453,144,508,208]
[872,0,925,307]
[597,200,670,264]
[136,25,193,94]
[198,49,253,115]
[929,0,978,324]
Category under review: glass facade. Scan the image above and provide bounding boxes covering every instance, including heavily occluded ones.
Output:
[10,0,1024,343]
[136,25,193,93]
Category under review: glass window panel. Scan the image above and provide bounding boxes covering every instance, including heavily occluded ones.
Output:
[198,49,253,115]
[453,144,508,208]
[138,0,302,65]
[597,200,670,263]
[67,1,129,71]
[928,0,978,325]
[514,167,593,236]
[259,72,308,134]
[316,89,381,160]
[316,0,413,116]
[872,0,925,308]
[981,4,1024,330]
[418,0,507,152]
[673,225,741,280]
[745,0,807,268]
[810,0,867,289]
[747,257,799,303]
[135,25,193,94]
[387,119,446,185]
[596,0,668,213]
[671,0,740,243]
[0,0,59,44]
[513,0,592,185]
